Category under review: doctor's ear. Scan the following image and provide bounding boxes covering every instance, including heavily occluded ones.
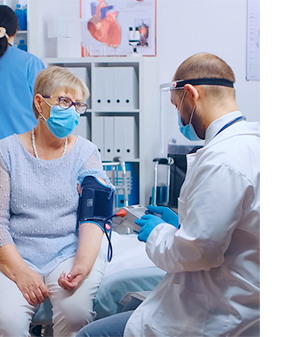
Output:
[184,84,200,102]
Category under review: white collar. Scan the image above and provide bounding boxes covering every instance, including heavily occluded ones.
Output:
[204,111,243,147]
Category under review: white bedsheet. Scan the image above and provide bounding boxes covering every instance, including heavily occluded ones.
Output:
[100,232,155,277]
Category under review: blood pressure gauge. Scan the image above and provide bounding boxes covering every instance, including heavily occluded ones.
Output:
[113,204,154,232]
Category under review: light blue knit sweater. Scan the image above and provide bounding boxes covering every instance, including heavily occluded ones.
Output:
[0,134,112,276]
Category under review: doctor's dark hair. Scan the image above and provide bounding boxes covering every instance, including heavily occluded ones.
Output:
[0,5,18,58]
[33,66,90,118]
[173,53,236,102]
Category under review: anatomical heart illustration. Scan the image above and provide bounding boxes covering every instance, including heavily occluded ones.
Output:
[81,0,156,56]
[88,0,121,48]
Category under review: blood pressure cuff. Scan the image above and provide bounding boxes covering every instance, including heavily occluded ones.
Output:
[77,175,114,232]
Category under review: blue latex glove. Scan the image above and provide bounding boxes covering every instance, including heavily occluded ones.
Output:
[135,214,165,242]
[147,205,179,229]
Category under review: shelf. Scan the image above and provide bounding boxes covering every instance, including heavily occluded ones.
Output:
[102,159,140,163]
[93,110,140,114]
[43,56,149,64]
[43,57,159,206]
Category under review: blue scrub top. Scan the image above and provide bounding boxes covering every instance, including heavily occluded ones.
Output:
[0,46,45,139]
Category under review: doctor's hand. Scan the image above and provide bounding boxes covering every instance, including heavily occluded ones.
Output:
[58,264,88,291]
[136,214,166,243]
[147,205,179,229]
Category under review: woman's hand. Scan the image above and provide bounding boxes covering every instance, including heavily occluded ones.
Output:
[14,266,49,305]
[58,264,88,291]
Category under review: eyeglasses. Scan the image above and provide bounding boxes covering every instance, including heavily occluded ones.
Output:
[42,95,88,115]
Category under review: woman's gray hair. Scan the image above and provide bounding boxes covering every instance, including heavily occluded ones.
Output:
[33,65,90,118]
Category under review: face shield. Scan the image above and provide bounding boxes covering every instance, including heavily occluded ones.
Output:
[158,78,234,156]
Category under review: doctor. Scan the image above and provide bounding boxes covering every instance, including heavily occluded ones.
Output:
[77,52,260,337]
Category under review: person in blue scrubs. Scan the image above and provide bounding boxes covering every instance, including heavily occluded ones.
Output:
[0,5,44,140]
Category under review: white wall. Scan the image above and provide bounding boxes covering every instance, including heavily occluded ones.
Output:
[26,0,259,124]
[28,0,80,59]
[24,0,259,158]
[156,0,260,123]
[3,0,259,123]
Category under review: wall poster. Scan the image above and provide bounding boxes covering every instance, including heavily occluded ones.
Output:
[80,0,156,57]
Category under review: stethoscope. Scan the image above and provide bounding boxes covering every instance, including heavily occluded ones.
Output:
[214,115,246,138]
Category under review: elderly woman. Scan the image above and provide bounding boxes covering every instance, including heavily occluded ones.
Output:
[0,66,113,337]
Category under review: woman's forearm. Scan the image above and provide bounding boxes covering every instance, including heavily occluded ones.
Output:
[0,244,30,281]
[74,223,104,275]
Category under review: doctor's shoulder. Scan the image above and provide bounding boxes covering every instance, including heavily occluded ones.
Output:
[189,137,259,183]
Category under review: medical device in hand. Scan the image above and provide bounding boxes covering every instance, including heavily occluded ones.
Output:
[113,204,154,232]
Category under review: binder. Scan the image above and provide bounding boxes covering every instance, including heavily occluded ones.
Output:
[114,116,125,156]
[103,116,114,160]
[92,116,104,154]
[94,67,106,110]
[66,67,91,107]
[72,115,90,139]
[113,67,124,109]
[103,67,114,109]
[94,67,138,111]
[123,116,138,159]
[121,67,139,110]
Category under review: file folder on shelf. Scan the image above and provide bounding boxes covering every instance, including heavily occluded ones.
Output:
[114,116,125,156]
[66,67,91,107]
[72,115,90,140]
[104,67,114,109]
[94,67,139,111]
[92,116,139,160]
[113,67,139,110]
[92,116,104,154]
[93,67,106,110]
[113,68,124,110]
[120,67,139,110]
[123,116,138,159]
[104,116,114,160]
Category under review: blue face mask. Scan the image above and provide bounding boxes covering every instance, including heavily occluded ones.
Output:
[41,104,79,139]
[177,111,201,141]
[177,92,201,141]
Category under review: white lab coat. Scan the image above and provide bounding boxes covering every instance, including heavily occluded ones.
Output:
[124,111,260,337]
